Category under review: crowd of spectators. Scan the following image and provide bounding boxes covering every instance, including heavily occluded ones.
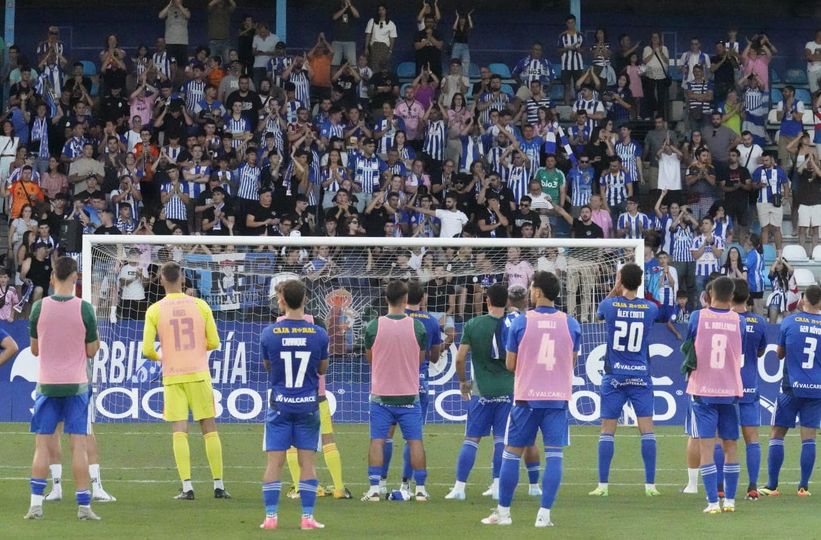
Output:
[0,0,819,327]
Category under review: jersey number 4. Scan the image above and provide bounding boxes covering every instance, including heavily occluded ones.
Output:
[281,351,311,388]
[613,321,644,353]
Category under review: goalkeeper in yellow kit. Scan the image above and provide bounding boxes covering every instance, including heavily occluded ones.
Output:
[142,262,229,500]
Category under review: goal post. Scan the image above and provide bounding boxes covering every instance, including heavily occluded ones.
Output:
[82,235,643,425]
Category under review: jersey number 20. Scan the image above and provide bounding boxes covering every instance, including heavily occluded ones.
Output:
[281,351,311,388]
[613,321,643,353]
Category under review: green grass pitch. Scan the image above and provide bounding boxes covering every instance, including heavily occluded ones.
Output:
[0,423,817,539]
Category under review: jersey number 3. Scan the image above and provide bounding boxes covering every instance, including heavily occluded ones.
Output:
[802,337,818,369]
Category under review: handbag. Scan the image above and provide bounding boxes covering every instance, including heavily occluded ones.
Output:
[653,49,672,88]
[772,193,782,208]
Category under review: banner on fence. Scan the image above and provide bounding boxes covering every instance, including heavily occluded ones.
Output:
[0,319,786,425]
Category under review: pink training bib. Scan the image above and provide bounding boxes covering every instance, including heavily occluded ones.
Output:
[514,310,574,402]
[687,309,743,398]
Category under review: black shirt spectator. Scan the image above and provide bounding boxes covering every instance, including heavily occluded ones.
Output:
[572,219,604,239]
[369,70,399,110]
[415,16,443,78]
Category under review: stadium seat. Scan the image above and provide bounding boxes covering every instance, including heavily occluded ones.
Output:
[763,243,777,264]
[782,244,809,262]
[551,63,562,78]
[784,68,808,85]
[770,69,781,84]
[489,63,512,79]
[812,245,821,262]
[80,60,97,76]
[500,83,515,96]
[793,268,817,288]
[795,89,812,106]
[770,88,783,105]
[550,84,564,101]
[468,62,480,79]
[397,62,416,79]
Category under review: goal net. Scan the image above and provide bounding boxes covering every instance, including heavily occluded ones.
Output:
[82,236,643,425]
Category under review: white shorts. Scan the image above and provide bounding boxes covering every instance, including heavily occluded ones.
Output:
[756,202,782,228]
[798,204,821,228]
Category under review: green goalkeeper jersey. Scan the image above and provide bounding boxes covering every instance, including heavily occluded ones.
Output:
[461,314,513,398]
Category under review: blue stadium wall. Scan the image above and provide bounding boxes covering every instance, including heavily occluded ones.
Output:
[0,319,789,426]
[4,0,817,75]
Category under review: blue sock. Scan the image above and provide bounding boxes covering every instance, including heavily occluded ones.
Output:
[413,468,427,488]
[714,443,725,490]
[381,439,393,480]
[541,449,563,509]
[526,461,540,484]
[800,439,816,489]
[456,440,479,483]
[746,442,761,487]
[498,451,521,508]
[402,443,412,483]
[492,439,504,479]
[767,438,785,488]
[723,463,741,500]
[701,463,718,503]
[76,489,91,506]
[30,478,46,496]
[262,481,281,515]
[298,479,318,516]
[641,433,656,484]
[598,433,615,483]
[368,465,381,487]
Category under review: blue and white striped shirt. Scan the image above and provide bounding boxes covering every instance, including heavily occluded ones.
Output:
[712,216,733,242]
[558,32,584,71]
[287,69,311,108]
[352,153,382,194]
[512,56,553,86]
[601,171,632,207]
[162,182,189,220]
[617,212,651,239]
[671,224,695,262]
[225,115,252,148]
[478,91,512,127]
[615,141,642,182]
[182,79,206,112]
[321,165,348,191]
[235,163,261,200]
[459,135,485,173]
[572,98,605,131]
[423,120,446,163]
[752,166,788,204]
[30,117,50,159]
[567,166,594,207]
[373,116,405,155]
[504,165,529,204]
[152,51,174,80]
[691,234,724,276]
[656,213,674,254]
[283,100,303,124]
[320,120,344,142]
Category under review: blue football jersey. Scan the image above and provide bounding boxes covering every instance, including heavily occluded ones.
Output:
[778,311,821,398]
[406,308,443,373]
[597,296,659,377]
[740,311,768,403]
[261,319,329,413]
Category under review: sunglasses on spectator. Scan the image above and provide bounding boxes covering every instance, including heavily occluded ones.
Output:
[580,160,589,163]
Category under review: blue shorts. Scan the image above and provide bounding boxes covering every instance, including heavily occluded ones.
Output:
[738,400,760,427]
[465,396,512,439]
[600,375,654,419]
[772,392,821,429]
[263,408,320,452]
[690,399,739,440]
[504,404,569,448]
[370,401,423,441]
[31,393,90,435]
